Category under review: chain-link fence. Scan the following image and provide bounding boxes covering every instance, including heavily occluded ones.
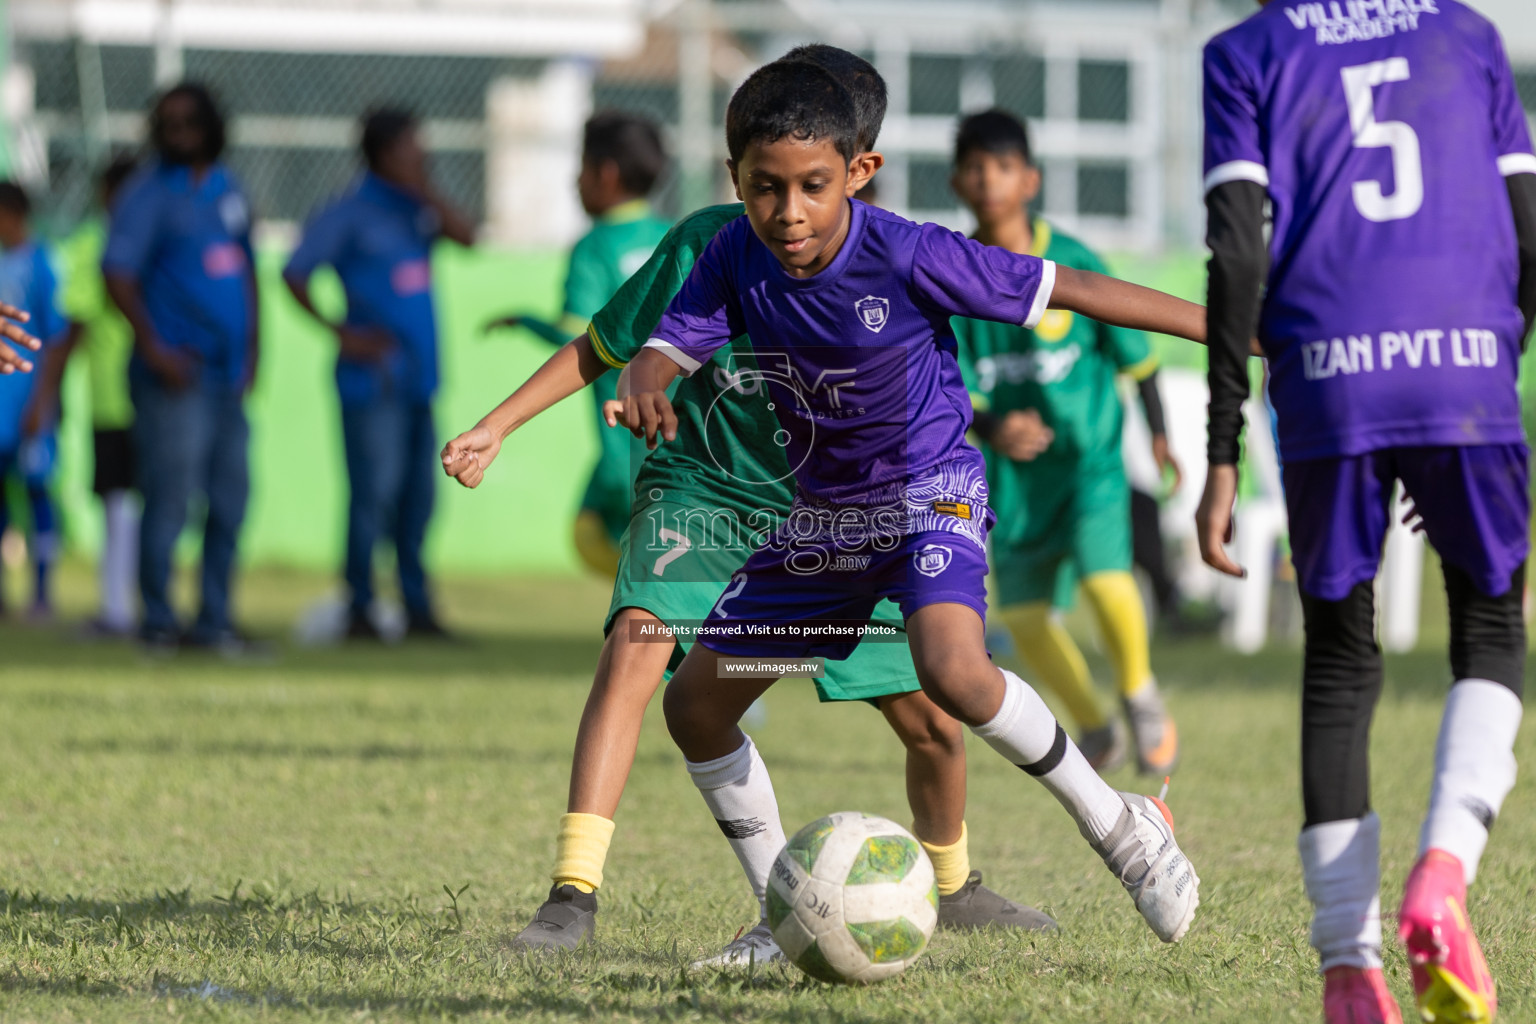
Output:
[5,0,1260,253]
[10,0,1534,251]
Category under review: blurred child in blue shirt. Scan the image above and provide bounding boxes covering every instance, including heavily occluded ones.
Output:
[0,181,69,619]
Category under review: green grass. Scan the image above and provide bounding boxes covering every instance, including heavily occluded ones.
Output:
[2,565,1534,1022]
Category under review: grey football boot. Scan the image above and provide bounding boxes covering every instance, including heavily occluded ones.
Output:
[509,884,597,951]
[1122,682,1179,777]
[1078,720,1129,774]
[938,871,1059,932]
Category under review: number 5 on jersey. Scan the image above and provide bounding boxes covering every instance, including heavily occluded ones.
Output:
[1342,57,1423,223]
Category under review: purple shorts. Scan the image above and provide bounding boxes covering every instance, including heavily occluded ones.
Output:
[699,529,990,660]
[1283,444,1530,602]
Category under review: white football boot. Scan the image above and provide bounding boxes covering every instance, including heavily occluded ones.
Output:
[691,920,785,968]
[1089,792,1200,943]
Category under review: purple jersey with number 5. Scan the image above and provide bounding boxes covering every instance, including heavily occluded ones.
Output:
[1203,0,1535,461]
[646,199,1056,504]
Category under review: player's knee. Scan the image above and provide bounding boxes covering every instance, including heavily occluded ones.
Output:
[660,678,704,753]
[660,668,730,760]
[1446,563,1527,698]
[910,648,999,726]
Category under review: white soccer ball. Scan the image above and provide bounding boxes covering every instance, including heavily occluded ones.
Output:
[766,811,938,984]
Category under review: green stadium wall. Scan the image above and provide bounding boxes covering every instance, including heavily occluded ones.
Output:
[53,244,598,576]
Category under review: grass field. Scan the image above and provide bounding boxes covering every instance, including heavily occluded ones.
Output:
[1,564,1534,1023]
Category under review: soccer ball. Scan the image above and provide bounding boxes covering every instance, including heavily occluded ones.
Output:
[766,812,938,984]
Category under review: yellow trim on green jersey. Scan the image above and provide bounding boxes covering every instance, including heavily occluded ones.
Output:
[600,198,655,226]
[1121,353,1160,381]
[587,322,628,370]
[1029,219,1052,259]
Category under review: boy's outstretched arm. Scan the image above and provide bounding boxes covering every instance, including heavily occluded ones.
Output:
[440,333,609,488]
[1046,266,1265,357]
[612,346,683,449]
[1048,268,1207,345]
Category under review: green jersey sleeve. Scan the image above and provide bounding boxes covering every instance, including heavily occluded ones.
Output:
[562,230,614,323]
[949,317,989,408]
[587,204,743,369]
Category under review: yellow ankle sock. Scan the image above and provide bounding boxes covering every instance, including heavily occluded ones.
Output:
[1081,571,1153,698]
[1000,602,1108,731]
[572,511,620,578]
[552,812,616,894]
[919,821,971,897]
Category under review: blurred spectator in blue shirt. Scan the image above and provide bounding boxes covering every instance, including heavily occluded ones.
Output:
[284,109,474,641]
[104,82,260,654]
[0,181,68,620]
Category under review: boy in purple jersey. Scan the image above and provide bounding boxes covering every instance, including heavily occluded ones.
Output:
[1195,2,1536,1021]
[617,60,1214,947]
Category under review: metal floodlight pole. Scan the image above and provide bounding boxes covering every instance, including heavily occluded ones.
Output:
[677,0,714,211]
[1160,0,1199,249]
[0,0,12,178]
[154,0,183,88]
[75,6,109,169]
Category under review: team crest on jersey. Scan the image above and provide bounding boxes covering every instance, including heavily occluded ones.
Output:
[914,543,953,578]
[855,295,890,333]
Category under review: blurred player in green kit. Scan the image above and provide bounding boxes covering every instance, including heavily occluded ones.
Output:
[486,112,670,575]
[951,110,1180,776]
[58,156,140,636]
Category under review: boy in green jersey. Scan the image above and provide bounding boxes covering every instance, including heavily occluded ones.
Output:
[950,110,1180,776]
[486,113,671,576]
[443,47,1054,962]
[58,156,139,635]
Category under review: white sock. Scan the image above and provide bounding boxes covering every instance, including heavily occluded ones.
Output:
[971,668,1125,844]
[101,490,139,630]
[1299,813,1382,971]
[1421,679,1522,885]
[686,736,787,919]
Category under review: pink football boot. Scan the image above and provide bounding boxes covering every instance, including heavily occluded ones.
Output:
[1323,966,1403,1024]
[1398,850,1496,1022]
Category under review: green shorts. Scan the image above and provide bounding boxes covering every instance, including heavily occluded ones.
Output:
[992,460,1131,607]
[604,500,919,703]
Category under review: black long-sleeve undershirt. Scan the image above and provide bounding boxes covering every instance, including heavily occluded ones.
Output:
[1508,172,1536,350]
[1204,180,1269,467]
